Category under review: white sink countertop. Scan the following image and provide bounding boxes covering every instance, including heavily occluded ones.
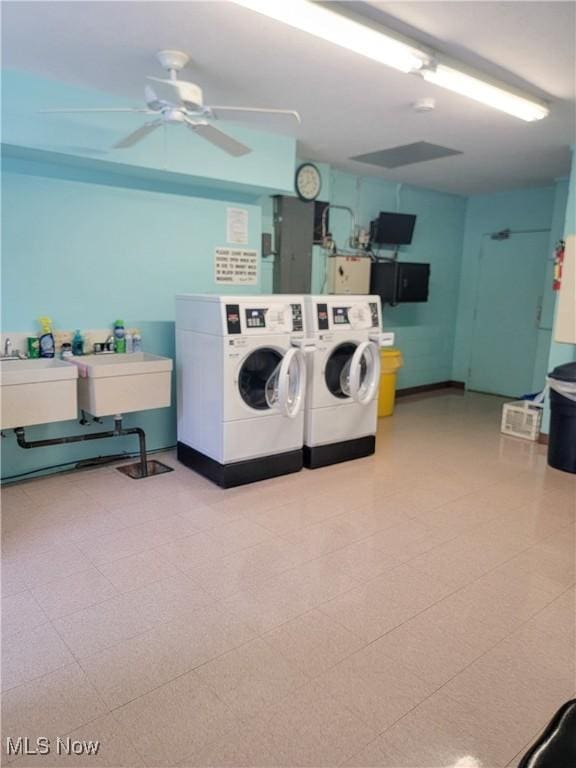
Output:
[0,358,79,386]
[71,352,173,378]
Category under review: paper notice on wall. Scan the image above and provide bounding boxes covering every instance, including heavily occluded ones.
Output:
[215,247,258,285]
[226,207,249,244]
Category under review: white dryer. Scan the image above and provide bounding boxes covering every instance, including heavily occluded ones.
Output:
[303,294,391,468]
[175,295,308,487]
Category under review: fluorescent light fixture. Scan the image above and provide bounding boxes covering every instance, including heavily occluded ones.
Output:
[233,0,550,122]
[421,63,549,122]
[232,0,428,73]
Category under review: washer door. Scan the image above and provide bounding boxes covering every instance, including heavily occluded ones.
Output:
[347,341,380,405]
[265,348,306,418]
[325,343,359,400]
[326,341,379,404]
[238,347,305,418]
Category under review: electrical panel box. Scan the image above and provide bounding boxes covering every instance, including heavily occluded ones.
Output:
[370,261,430,304]
[273,196,314,294]
[327,255,371,295]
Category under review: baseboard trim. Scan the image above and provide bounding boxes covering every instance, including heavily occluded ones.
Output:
[397,381,466,398]
[176,442,302,488]
[538,432,549,445]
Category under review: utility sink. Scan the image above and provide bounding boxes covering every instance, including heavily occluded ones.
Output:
[0,358,78,429]
[73,352,172,417]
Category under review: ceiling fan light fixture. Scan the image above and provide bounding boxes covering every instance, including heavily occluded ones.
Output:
[420,63,549,122]
[233,0,427,73]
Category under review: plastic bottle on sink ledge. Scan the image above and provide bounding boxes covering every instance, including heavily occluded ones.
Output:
[132,330,142,353]
[113,320,126,353]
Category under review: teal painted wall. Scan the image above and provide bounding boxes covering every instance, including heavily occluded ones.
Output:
[1,162,263,480]
[261,166,467,390]
[452,185,557,386]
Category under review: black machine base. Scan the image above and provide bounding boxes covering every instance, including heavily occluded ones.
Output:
[304,435,376,469]
[177,442,303,488]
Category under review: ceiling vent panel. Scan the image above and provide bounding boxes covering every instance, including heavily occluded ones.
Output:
[351,141,462,169]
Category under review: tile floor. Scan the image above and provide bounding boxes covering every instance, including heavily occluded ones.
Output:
[1,391,574,767]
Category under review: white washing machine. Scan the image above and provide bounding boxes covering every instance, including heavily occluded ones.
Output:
[303,294,393,468]
[175,294,309,487]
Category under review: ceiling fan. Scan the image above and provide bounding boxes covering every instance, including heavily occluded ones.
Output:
[41,50,301,156]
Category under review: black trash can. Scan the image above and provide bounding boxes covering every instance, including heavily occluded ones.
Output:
[548,362,576,474]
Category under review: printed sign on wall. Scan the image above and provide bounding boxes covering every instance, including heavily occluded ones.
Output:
[215,247,258,285]
[226,207,249,245]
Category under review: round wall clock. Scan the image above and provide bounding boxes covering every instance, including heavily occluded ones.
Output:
[295,162,322,202]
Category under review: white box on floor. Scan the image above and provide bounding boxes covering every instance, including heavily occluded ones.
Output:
[501,400,543,441]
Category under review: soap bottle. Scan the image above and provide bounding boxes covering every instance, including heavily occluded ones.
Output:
[114,320,126,353]
[132,330,142,353]
[38,317,55,358]
[125,331,133,354]
[72,330,84,356]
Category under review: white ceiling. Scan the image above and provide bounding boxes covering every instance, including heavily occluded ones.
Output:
[2,1,575,195]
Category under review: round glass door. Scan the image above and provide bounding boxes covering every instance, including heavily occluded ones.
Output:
[238,348,282,410]
[325,343,366,399]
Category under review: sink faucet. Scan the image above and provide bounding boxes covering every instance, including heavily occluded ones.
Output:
[1,338,27,360]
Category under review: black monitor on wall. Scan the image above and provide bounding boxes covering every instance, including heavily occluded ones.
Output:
[370,212,417,245]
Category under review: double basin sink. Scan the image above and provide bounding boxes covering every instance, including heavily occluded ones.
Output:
[0,353,172,430]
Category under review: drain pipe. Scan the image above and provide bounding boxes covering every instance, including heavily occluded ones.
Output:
[14,414,149,478]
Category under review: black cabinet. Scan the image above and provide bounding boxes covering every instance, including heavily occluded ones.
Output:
[370,261,430,304]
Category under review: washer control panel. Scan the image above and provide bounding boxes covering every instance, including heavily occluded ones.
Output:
[225,302,304,335]
[312,297,382,331]
[245,309,266,328]
[291,303,303,332]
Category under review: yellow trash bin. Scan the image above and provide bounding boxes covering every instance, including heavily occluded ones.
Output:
[378,348,403,417]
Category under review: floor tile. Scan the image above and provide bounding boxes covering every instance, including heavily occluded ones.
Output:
[320,563,454,642]
[31,568,118,620]
[1,392,572,768]
[114,670,238,767]
[182,537,304,599]
[1,561,29,598]
[7,714,145,767]
[1,591,48,637]
[345,690,502,768]
[80,602,256,708]
[96,549,180,593]
[195,636,309,719]
[1,664,107,759]
[257,681,377,766]
[53,573,211,658]
[4,543,90,590]
[316,642,436,733]
[2,623,75,691]
[263,609,366,678]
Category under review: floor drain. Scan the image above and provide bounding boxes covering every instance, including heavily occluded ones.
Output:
[116,460,174,480]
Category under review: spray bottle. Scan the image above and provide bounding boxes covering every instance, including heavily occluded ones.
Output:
[38,317,55,358]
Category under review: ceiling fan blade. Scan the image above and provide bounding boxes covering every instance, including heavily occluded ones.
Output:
[113,120,164,149]
[145,85,165,111]
[185,120,251,156]
[146,76,202,109]
[209,106,301,123]
[39,108,151,114]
